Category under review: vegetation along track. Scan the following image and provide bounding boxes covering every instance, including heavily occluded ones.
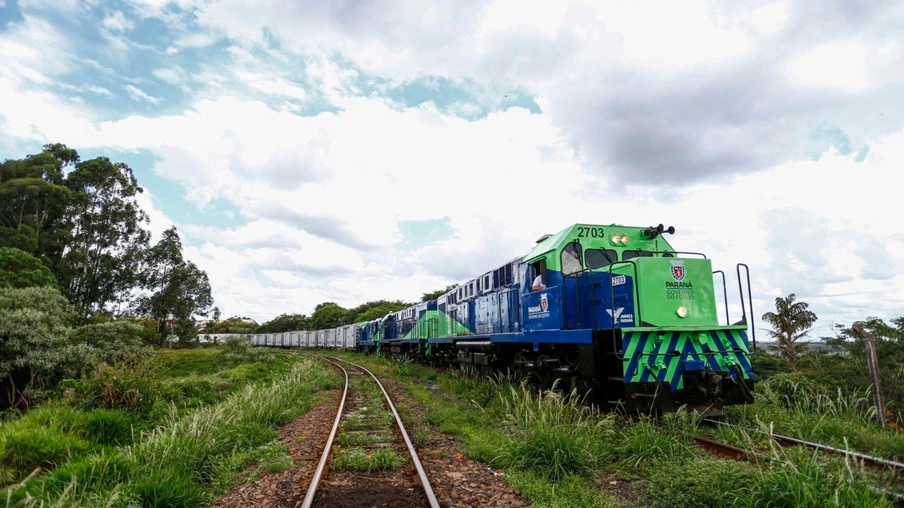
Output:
[303,356,439,508]
[696,420,904,504]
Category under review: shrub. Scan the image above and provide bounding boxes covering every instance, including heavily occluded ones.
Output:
[647,457,758,508]
[219,335,266,364]
[80,410,137,446]
[62,355,161,416]
[70,321,151,365]
[498,425,596,481]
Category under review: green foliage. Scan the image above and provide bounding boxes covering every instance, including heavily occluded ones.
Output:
[647,457,757,508]
[218,336,267,364]
[204,316,258,334]
[255,313,308,333]
[62,155,151,319]
[309,301,349,329]
[421,284,458,303]
[69,321,150,365]
[346,299,411,323]
[0,248,58,290]
[762,293,818,371]
[332,447,406,472]
[135,227,214,346]
[2,358,340,506]
[0,287,93,409]
[62,356,161,416]
[734,447,895,508]
[749,347,789,380]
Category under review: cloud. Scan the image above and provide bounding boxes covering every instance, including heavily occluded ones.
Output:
[102,11,135,32]
[125,84,161,103]
[2,0,904,330]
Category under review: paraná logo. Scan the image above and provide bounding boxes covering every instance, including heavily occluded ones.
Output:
[670,261,686,281]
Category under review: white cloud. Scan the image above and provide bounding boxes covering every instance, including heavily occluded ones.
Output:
[790,41,872,91]
[102,11,135,32]
[125,84,161,103]
[2,0,904,332]
[0,15,75,85]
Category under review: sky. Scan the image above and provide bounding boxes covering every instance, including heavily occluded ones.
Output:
[1,0,902,339]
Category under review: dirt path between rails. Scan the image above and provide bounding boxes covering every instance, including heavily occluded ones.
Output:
[211,363,533,508]
[379,376,533,508]
[309,377,429,508]
[208,389,343,508]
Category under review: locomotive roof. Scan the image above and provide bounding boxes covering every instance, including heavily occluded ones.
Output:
[523,223,644,261]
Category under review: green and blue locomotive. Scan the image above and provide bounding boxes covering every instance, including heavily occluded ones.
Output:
[355,222,756,415]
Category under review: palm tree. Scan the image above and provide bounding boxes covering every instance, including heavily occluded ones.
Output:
[762,293,818,372]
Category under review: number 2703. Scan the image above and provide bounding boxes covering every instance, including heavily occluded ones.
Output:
[577,227,605,238]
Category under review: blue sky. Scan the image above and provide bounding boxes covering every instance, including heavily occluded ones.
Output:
[1,0,903,336]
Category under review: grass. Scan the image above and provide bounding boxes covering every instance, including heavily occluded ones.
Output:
[332,447,406,472]
[326,351,904,508]
[0,346,305,488]
[2,357,341,507]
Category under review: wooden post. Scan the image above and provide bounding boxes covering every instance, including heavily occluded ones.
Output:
[852,324,887,428]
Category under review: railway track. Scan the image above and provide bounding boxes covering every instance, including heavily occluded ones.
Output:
[302,356,439,508]
[701,417,904,473]
[696,419,904,505]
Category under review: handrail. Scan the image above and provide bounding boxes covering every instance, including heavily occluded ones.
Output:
[621,250,708,259]
[713,270,729,326]
[608,260,640,360]
[736,263,756,352]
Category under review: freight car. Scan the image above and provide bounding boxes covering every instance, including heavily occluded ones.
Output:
[250,223,756,416]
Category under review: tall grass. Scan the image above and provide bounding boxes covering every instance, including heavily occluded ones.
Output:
[493,380,613,482]
[3,359,339,507]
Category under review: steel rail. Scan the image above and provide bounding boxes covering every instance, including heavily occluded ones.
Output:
[301,357,350,508]
[702,418,904,472]
[694,433,904,504]
[328,356,441,508]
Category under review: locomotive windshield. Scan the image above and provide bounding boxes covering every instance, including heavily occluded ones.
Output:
[622,250,654,260]
[585,248,617,269]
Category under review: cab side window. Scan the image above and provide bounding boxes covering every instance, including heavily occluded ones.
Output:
[530,259,547,289]
[561,241,583,275]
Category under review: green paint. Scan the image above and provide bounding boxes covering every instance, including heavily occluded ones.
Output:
[403,310,472,339]
[621,326,753,388]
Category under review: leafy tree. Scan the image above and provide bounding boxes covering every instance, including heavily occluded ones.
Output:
[134,227,213,346]
[0,247,58,289]
[309,302,348,330]
[207,316,258,334]
[346,299,411,323]
[0,287,94,409]
[421,284,458,302]
[61,156,151,319]
[257,313,309,333]
[761,293,817,372]
[0,146,74,260]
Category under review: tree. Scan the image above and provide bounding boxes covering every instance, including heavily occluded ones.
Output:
[61,156,150,319]
[346,299,411,323]
[134,227,214,346]
[0,247,58,289]
[761,293,817,372]
[207,316,258,334]
[309,302,349,330]
[0,287,92,410]
[257,313,309,333]
[0,146,75,261]
[421,284,458,303]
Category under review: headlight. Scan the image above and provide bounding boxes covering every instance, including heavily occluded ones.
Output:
[676,306,688,318]
[620,234,629,244]
[611,234,621,244]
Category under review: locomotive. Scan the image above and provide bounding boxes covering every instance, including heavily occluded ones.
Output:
[242,223,756,416]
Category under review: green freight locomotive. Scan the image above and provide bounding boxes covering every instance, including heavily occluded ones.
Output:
[251,223,756,416]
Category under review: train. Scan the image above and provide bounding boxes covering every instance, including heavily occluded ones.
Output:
[209,222,757,416]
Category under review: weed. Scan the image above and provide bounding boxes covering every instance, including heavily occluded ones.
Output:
[332,447,406,472]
